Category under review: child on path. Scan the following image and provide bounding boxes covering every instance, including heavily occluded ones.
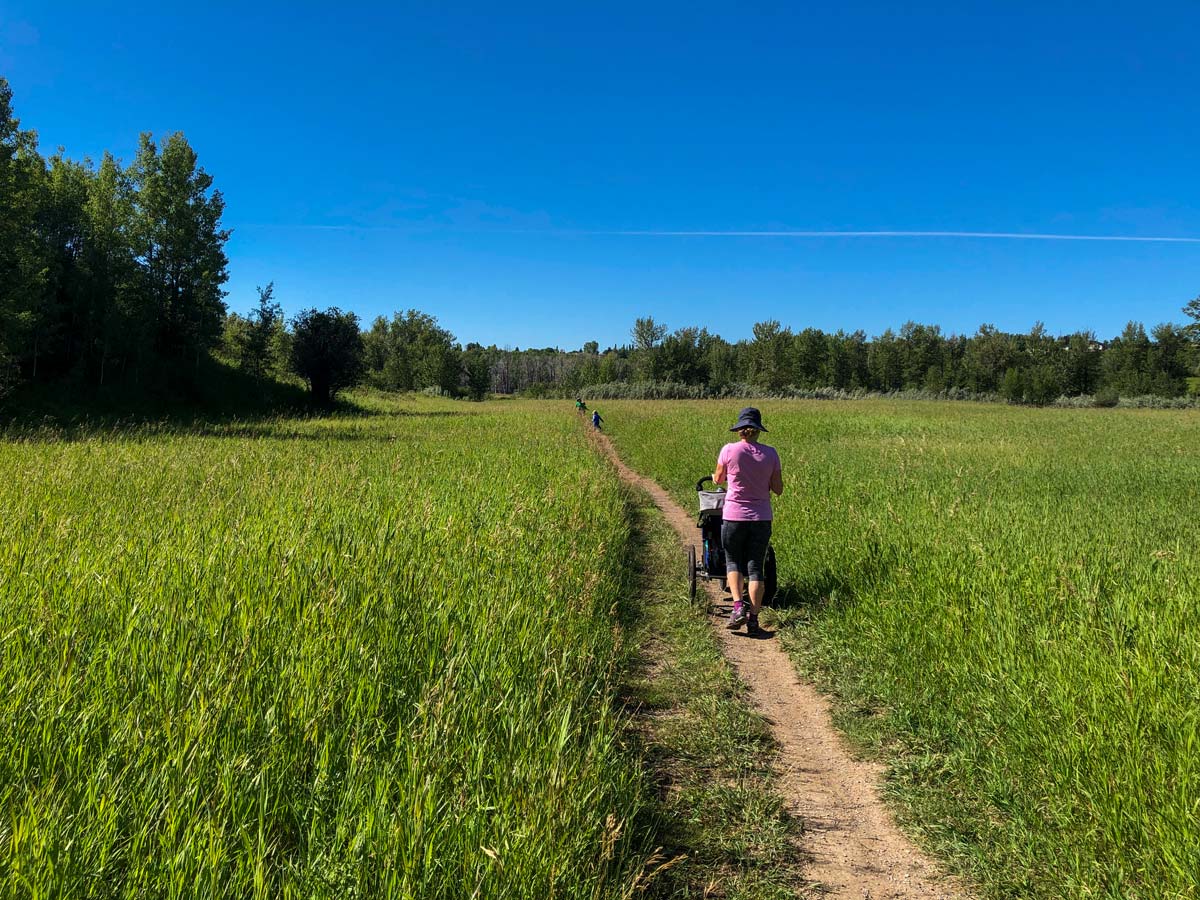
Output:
[592,409,603,430]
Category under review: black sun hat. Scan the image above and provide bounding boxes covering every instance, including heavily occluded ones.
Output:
[729,407,768,432]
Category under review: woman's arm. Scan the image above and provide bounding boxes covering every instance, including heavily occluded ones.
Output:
[713,462,727,485]
[770,465,784,496]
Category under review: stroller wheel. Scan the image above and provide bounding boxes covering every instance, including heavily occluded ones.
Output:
[687,544,697,602]
[764,544,778,606]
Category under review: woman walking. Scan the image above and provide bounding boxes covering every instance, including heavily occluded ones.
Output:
[714,407,783,636]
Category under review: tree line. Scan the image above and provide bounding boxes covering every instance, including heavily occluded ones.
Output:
[4,77,1200,410]
[0,78,231,397]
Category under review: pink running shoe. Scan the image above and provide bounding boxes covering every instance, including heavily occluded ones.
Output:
[727,600,749,630]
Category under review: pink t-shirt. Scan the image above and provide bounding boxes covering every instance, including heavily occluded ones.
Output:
[717,441,781,521]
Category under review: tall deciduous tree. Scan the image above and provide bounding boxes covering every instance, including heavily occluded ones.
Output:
[462,346,491,400]
[0,78,45,391]
[35,152,91,378]
[1182,295,1200,340]
[82,152,138,384]
[631,316,667,351]
[130,132,229,374]
[749,319,793,392]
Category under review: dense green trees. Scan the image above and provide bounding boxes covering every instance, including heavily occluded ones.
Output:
[3,76,1198,410]
[222,283,288,378]
[362,309,460,394]
[0,79,230,397]
[131,133,230,371]
[531,315,1199,404]
[0,79,45,395]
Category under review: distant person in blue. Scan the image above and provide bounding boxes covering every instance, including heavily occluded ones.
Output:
[592,409,603,431]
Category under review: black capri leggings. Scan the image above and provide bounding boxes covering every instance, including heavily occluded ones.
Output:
[721,520,772,582]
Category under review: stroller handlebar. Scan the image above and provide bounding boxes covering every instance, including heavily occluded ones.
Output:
[696,476,723,492]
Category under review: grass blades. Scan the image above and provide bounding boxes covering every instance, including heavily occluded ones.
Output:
[618,487,802,899]
[602,399,1200,900]
[1,396,653,899]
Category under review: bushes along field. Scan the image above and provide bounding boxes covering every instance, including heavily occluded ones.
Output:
[603,399,1200,899]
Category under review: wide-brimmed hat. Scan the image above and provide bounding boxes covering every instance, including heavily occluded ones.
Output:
[729,407,768,432]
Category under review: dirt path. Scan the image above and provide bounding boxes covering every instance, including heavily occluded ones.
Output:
[591,429,968,899]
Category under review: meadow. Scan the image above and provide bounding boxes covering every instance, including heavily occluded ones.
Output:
[601,399,1200,899]
[0,396,653,899]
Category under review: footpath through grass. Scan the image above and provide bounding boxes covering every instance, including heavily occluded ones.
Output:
[620,488,803,899]
[1,395,656,898]
[602,399,1200,900]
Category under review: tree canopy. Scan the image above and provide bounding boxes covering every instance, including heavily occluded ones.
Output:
[2,76,1199,412]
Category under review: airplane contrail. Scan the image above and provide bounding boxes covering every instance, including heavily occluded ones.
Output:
[603,230,1200,243]
[231,223,1200,243]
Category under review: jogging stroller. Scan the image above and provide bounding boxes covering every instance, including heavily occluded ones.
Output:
[687,476,777,605]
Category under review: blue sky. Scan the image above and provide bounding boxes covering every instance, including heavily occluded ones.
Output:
[2,1,1198,349]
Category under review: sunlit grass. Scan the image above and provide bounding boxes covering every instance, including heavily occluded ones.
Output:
[0,395,651,899]
[603,399,1200,899]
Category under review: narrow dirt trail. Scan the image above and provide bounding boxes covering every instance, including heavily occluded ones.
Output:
[591,429,968,899]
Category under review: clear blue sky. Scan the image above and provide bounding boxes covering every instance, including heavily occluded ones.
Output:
[3,1,1198,349]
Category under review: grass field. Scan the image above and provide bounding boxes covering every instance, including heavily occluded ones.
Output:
[10,394,1200,898]
[0,396,654,899]
[601,399,1200,900]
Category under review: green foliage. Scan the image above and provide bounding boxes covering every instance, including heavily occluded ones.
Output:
[606,399,1200,899]
[1181,295,1200,342]
[224,283,286,378]
[630,315,667,351]
[461,346,491,400]
[289,307,364,405]
[0,80,230,400]
[748,319,792,392]
[490,317,1199,406]
[0,78,46,388]
[129,132,230,365]
[362,309,460,394]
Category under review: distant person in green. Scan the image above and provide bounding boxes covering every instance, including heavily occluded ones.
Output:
[575,398,584,412]
[592,409,603,430]
[714,407,783,636]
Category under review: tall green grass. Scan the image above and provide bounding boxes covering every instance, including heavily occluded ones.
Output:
[0,396,651,898]
[602,399,1200,899]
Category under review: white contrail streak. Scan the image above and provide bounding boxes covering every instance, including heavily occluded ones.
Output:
[603,230,1200,243]
[231,223,1200,243]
